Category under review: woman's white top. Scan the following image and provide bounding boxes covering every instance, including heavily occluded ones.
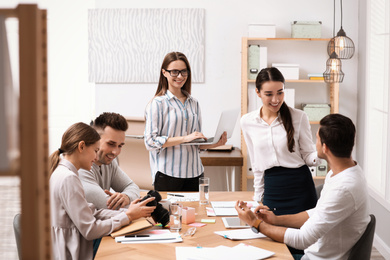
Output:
[240,106,320,201]
[50,159,129,260]
[144,90,204,180]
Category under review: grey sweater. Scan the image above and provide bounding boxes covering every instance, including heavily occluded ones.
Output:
[79,158,140,209]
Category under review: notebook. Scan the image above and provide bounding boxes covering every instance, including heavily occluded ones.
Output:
[110,218,153,238]
[211,201,260,216]
[182,108,240,145]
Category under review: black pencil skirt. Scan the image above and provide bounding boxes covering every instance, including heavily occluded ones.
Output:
[262,165,317,216]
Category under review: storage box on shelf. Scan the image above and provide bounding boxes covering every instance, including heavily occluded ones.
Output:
[302,103,331,123]
[248,24,276,38]
[272,63,300,80]
[241,37,339,190]
[291,21,322,38]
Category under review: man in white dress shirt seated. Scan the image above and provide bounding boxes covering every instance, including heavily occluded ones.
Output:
[79,112,140,210]
[236,113,370,260]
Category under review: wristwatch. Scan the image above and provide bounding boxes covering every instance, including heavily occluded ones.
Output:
[251,219,263,234]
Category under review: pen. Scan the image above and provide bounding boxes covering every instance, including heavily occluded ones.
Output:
[125,235,150,238]
[256,208,276,213]
[167,193,184,197]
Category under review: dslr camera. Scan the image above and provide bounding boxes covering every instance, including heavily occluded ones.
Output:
[140,190,170,226]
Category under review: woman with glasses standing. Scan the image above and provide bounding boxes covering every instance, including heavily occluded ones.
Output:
[144,52,227,191]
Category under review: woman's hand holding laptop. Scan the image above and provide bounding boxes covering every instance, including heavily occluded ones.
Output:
[200,131,227,150]
[183,131,207,143]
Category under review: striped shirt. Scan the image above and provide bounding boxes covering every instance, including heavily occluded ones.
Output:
[144,90,204,180]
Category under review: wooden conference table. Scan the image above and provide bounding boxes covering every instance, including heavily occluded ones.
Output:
[95,191,293,260]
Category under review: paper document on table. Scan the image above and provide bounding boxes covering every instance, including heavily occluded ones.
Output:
[176,243,274,260]
[211,201,259,216]
[214,228,266,240]
[115,229,182,244]
[211,201,259,208]
[167,192,199,202]
[212,207,237,216]
[206,207,216,216]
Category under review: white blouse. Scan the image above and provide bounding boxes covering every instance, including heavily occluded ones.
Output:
[50,159,129,260]
[144,90,204,180]
[240,106,320,201]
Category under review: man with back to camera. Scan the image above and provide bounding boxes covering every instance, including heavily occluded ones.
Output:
[235,113,370,260]
[79,112,140,210]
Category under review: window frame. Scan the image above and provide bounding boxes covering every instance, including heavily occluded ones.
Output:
[364,0,390,210]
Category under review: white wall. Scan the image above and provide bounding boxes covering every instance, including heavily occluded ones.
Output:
[94,0,359,150]
[46,0,97,153]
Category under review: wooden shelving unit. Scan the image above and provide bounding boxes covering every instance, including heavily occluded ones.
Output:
[240,37,338,190]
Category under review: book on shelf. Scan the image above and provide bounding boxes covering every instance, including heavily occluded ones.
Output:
[308,73,324,81]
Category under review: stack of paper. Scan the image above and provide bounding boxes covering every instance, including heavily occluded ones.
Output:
[167,192,199,202]
[176,243,274,260]
[308,73,324,80]
[115,229,182,244]
[214,228,266,240]
[210,201,259,216]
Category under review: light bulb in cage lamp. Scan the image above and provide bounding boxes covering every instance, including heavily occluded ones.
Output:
[323,52,344,83]
[327,27,355,59]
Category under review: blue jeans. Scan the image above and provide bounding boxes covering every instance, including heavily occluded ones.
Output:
[292,254,304,260]
[93,238,102,259]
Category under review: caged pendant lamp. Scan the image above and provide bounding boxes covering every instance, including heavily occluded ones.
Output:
[327,0,355,59]
[323,0,345,83]
[323,52,344,83]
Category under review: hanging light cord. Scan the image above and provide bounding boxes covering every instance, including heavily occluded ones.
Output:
[333,0,336,37]
[340,0,343,29]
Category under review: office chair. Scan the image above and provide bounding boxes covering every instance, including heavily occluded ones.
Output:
[315,184,324,200]
[13,213,21,260]
[347,214,376,260]
[314,184,375,259]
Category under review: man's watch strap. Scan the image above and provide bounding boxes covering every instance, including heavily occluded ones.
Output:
[251,219,262,234]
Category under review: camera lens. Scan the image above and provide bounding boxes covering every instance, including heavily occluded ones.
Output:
[140,191,170,226]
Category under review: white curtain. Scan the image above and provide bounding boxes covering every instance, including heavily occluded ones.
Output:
[0,15,18,171]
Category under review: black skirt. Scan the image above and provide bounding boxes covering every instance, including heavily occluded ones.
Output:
[262,165,317,216]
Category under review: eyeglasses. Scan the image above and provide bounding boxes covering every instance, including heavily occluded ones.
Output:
[165,69,190,77]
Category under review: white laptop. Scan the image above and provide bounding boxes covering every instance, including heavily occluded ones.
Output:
[182,108,240,145]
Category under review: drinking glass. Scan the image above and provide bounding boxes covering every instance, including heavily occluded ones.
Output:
[169,203,182,232]
[199,177,210,205]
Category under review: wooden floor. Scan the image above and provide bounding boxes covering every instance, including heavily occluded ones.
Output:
[371,247,386,260]
[0,177,20,259]
[0,176,386,259]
